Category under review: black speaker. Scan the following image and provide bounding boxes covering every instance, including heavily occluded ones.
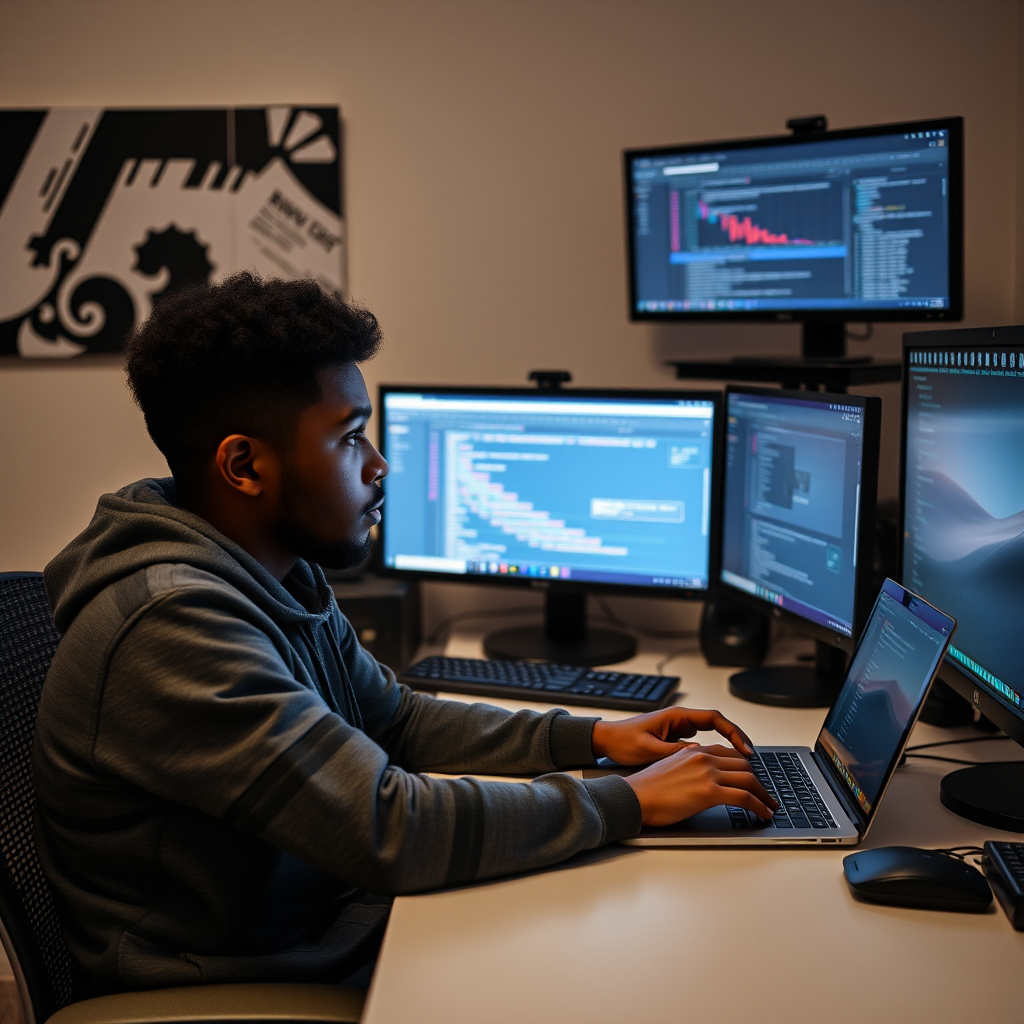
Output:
[330,574,421,674]
[699,597,771,668]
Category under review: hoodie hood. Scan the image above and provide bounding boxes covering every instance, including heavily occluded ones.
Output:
[45,478,335,635]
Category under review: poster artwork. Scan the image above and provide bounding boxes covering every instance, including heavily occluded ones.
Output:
[0,106,344,359]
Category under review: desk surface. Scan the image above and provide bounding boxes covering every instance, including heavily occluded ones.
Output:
[364,635,1024,1024]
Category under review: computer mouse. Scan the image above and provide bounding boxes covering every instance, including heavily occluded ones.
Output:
[843,846,992,912]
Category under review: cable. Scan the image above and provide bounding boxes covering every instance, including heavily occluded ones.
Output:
[426,606,539,645]
[595,595,698,640]
[934,846,984,859]
[655,643,700,674]
[932,846,985,868]
[904,753,993,766]
[906,735,1012,752]
[845,324,874,342]
[429,598,700,646]
[903,753,1024,767]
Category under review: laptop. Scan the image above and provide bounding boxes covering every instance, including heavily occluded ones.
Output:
[603,579,956,846]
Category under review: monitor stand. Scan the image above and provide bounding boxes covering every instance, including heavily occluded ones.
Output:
[483,591,637,667]
[728,640,847,708]
[940,763,1024,833]
[730,321,870,364]
[667,321,900,392]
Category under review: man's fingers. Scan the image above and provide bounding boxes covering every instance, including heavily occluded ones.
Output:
[643,738,696,761]
[721,788,778,821]
[713,769,779,810]
[670,709,754,753]
[652,708,698,740]
[707,712,754,754]
[689,743,749,762]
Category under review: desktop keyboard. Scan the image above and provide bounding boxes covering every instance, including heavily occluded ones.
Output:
[399,656,679,711]
[983,841,1024,930]
[729,750,838,831]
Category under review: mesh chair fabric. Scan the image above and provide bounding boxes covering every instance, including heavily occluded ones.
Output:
[0,574,73,1012]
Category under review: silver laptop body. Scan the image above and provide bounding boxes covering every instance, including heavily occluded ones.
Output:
[608,580,955,847]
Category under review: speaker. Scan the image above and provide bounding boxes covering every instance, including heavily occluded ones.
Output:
[699,597,771,668]
[330,574,421,674]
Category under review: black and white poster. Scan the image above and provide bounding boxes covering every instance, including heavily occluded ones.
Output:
[0,106,344,359]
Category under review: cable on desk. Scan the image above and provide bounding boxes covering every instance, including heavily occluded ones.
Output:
[426,606,540,645]
[901,734,1016,766]
[594,596,698,641]
[932,846,985,868]
[905,735,1011,752]
[655,643,700,675]
[902,753,1024,767]
[904,753,991,766]
[427,599,701,647]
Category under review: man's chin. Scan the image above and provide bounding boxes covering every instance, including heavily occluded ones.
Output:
[306,533,373,572]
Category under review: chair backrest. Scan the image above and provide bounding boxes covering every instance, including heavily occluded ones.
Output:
[0,572,72,1024]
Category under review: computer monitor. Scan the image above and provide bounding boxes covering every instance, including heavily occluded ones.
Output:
[625,116,964,358]
[901,325,1024,832]
[718,385,881,706]
[378,385,721,666]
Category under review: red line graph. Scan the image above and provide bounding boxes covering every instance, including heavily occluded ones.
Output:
[697,199,813,246]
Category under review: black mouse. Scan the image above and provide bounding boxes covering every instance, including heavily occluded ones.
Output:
[843,846,992,912]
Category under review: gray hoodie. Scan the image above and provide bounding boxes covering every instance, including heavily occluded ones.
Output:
[32,479,641,996]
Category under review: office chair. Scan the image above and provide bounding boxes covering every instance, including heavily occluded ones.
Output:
[0,572,366,1024]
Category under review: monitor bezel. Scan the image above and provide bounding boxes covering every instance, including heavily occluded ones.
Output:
[376,384,723,601]
[624,115,964,325]
[716,384,881,653]
[899,326,1024,746]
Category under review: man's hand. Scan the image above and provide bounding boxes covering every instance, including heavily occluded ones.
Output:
[623,743,780,826]
[591,707,754,765]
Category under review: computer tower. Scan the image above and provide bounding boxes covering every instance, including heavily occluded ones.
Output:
[330,574,421,674]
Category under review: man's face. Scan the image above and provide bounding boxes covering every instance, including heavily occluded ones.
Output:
[271,362,388,571]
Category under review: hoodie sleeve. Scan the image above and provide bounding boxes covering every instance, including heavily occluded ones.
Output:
[96,586,641,895]
[332,607,604,775]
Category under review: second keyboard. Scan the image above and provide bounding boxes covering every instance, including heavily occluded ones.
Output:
[400,656,680,711]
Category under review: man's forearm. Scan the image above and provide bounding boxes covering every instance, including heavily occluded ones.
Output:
[374,686,600,775]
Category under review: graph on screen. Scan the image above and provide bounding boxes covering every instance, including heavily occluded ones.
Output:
[684,182,843,253]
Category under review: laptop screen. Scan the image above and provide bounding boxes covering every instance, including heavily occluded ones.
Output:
[817,580,954,820]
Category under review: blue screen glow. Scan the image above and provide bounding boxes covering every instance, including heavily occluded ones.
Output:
[380,392,716,590]
[903,345,1024,709]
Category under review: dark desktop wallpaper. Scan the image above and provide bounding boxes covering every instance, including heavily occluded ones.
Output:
[903,356,1024,695]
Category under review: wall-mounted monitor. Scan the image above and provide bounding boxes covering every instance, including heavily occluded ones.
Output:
[625,117,963,357]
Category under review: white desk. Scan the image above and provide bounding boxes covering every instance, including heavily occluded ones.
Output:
[364,635,1024,1024]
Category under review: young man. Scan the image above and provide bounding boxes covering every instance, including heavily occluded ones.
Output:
[33,273,776,997]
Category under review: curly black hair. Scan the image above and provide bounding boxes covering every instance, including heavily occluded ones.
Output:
[125,272,383,479]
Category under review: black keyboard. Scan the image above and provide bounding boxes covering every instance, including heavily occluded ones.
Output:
[983,841,1024,930]
[399,656,679,711]
[727,750,838,831]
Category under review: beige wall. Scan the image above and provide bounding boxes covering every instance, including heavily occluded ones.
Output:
[1,0,1021,629]
[1018,0,1024,323]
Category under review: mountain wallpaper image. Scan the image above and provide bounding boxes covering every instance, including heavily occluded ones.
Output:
[909,472,1024,690]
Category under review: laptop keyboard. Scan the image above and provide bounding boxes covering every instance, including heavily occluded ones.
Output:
[728,751,838,831]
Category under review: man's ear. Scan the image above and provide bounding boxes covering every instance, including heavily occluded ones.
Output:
[214,434,272,497]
